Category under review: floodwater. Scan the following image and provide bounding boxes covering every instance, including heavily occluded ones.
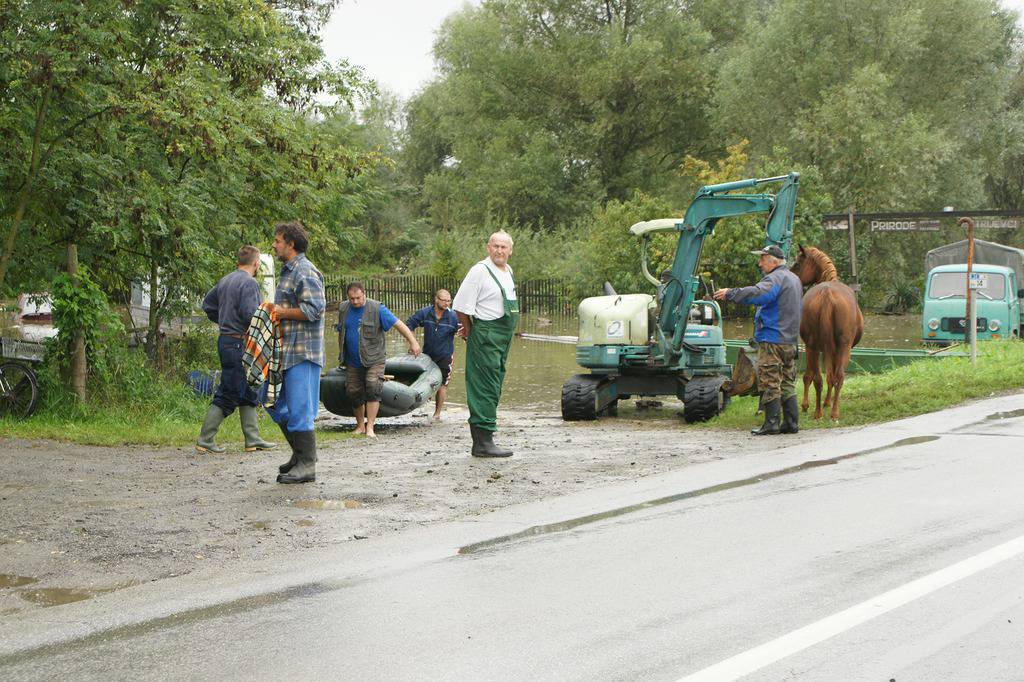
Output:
[723,313,924,349]
[327,313,924,413]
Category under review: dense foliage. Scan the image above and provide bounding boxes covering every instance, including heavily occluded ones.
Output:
[1,0,1022,408]
[0,0,384,398]
[402,0,1024,307]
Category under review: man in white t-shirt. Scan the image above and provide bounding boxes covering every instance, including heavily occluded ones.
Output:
[452,231,519,457]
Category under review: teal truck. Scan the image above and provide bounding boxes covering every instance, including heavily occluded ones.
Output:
[922,239,1024,344]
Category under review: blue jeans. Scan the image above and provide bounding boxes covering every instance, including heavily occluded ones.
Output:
[213,335,258,416]
[266,361,321,432]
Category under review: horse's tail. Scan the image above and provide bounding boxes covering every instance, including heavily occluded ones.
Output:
[821,283,861,351]
[819,287,841,355]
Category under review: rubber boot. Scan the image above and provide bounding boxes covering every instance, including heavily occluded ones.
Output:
[278,428,298,474]
[240,405,277,452]
[751,398,781,436]
[195,405,227,454]
[277,431,317,484]
[779,395,800,434]
[470,425,513,458]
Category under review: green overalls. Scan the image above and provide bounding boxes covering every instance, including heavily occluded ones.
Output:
[465,266,520,431]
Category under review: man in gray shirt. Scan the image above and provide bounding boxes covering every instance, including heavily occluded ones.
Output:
[196,245,276,454]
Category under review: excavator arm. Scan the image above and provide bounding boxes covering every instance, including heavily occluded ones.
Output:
[629,172,800,361]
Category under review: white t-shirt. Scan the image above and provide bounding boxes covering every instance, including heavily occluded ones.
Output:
[453,259,517,321]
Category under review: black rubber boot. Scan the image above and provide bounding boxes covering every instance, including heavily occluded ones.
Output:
[240,406,277,452]
[195,405,227,454]
[779,395,800,434]
[277,431,316,484]
[751,398,781,436]
[470,425,513,458]
[277,428,298,474]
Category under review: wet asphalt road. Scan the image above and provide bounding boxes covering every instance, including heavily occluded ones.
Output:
[3,395,1024,681]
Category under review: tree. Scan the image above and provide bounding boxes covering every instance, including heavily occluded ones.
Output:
[982,51,1024,210]
[712,0,1018,211]
[0,0,378,396]
[404,0,716,231]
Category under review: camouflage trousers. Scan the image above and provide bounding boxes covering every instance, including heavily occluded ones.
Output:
[757,342,798,403]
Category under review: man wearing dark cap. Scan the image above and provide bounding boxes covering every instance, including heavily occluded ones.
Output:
[713,245,802,435]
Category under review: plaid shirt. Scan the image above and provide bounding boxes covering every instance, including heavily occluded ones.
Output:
[275,253,326,370]
[242,303,282,407]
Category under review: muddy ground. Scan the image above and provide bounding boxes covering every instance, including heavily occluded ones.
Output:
[0,402,828,617]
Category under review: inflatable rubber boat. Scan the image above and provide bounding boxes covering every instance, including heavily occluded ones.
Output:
[320,353,443,418]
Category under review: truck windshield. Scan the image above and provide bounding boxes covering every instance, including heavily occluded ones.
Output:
[929,272,1006,300]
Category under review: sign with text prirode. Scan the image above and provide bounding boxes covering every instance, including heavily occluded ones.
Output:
[821,211,1023,232]
[869,218,942,232]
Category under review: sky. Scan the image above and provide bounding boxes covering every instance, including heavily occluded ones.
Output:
[321,0,479,100]
[321,0,1024,101]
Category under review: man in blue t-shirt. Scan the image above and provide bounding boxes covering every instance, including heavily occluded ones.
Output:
[405,288,460,420]
[335,282,420,438]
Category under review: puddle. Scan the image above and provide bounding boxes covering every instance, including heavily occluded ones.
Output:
[296,519,315,527]
[459,436,941,555]
[18,588,95,607]
[950,408,1024,433]
[16,582,137,608]
[985,409,1024,420]
[246,521,271,530]
[0,574,38,589]
[291,499,362,510]
[0,582,339,666]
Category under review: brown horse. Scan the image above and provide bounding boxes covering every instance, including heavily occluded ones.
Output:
[791,246,864,421]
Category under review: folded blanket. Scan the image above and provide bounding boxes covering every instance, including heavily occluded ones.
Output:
[242,303,282,408]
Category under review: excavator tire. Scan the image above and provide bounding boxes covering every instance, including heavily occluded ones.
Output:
[682,376,730,423]
[561,374,601,421]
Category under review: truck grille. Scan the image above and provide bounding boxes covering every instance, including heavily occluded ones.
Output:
[940,317,987,333]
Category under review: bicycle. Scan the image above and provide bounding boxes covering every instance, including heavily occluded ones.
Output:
[0,337,43,419]
[0,361,39,418]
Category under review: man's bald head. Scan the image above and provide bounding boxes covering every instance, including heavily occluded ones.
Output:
[486,231,514,268]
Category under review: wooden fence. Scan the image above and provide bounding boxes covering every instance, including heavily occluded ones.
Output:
[324,274,575,317]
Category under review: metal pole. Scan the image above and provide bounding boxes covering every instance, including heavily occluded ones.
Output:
[959,217,977,366]
[970,288,977,366]
[847,206,860,298]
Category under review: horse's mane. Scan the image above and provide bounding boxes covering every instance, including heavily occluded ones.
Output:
[803,247,838,283]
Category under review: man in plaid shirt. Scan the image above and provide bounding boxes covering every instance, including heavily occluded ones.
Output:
[265,221,326,484]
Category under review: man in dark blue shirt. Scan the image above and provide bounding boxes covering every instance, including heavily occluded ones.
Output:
[197,245,276,454]
[406,288,460,420]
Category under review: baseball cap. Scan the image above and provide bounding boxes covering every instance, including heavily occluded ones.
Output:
[750,245,785,259]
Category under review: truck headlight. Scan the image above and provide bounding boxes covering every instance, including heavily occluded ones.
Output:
[988,319,1001,332]
[927,318,940,330]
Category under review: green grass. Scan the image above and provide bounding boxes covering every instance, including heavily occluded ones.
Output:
[0,396,355,448]
[2,340,1023,445]
[703,340,1024,430]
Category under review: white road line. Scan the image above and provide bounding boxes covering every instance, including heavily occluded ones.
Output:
[679,533,1024,681]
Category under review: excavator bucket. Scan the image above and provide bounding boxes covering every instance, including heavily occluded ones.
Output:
[729,348,759,397]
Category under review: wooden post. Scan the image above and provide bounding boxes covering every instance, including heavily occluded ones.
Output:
[67,242,87,401]
[847,206,859,296]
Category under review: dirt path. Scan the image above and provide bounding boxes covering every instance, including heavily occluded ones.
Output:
[0,404,826,616]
